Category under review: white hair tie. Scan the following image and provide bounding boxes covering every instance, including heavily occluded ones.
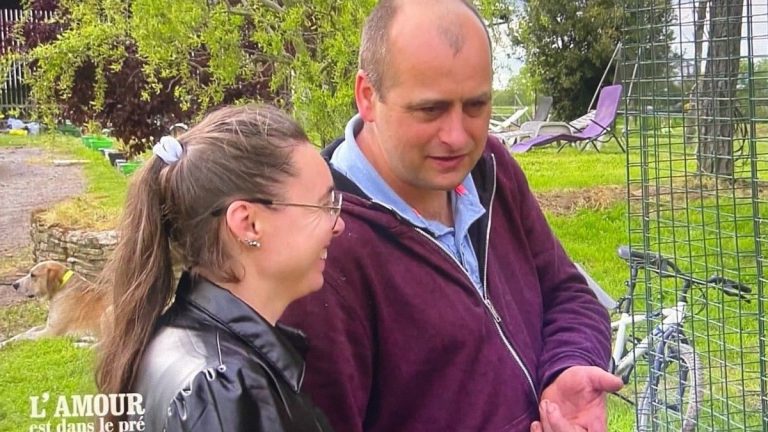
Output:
[153,136,183,164]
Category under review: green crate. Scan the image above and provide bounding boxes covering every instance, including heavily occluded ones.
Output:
[117,161,141,176]
[81,135,95,148]
[91,137,113,150]
[81,135,113,150]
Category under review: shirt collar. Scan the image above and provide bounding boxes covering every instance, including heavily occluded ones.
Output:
[330,114,485,236]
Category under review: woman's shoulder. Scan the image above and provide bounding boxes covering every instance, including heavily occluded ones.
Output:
[156,354,331,432]
[134,325,276,431]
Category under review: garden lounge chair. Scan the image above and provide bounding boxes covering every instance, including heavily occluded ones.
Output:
[531,95,553,122]
[509,84,625,154]
[489,107,528,133]
[494,95,554,147]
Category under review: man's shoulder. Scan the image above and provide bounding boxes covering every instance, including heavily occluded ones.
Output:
[326,199,394,260]
[484,134,524,172]
[472,134,527,196]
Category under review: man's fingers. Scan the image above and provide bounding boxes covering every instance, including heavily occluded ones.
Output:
[531,421,543,432]
[591,369,624,393]
[539,400,586,432]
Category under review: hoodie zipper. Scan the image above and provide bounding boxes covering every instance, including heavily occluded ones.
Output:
[413,155,539,403]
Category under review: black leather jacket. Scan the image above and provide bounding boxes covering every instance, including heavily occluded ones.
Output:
[133,273,334,432]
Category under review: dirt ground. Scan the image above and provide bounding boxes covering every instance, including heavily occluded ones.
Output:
[536,185,626,216]
[0,147,85,307]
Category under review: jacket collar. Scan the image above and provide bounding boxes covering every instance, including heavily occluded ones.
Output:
[176,272,307,392]
[321,135,498,205]
[321,134,500,285]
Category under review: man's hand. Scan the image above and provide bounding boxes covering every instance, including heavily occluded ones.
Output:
[531,366,623,432]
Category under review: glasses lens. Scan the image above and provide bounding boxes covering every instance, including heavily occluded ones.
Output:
[331,191,342,228]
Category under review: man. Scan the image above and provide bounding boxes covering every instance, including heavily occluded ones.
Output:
[281,0,622,431]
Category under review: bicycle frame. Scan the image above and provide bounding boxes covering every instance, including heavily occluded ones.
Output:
[611,264,694,381]
[613,303,687,378]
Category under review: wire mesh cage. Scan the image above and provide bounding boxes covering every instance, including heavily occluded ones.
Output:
[619,0,767,430]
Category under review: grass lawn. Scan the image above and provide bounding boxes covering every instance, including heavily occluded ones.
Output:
[0,340,97,431]
[1,130,765,430]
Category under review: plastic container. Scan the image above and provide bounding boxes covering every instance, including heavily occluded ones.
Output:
[117,161,141,176]
[81,135,114,150]
[89,136,113,150]
[100,149,127,167]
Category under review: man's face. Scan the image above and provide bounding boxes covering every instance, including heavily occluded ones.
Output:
[360,9,493,199]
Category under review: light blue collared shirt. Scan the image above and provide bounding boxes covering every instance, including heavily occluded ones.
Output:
[330,115,487,293]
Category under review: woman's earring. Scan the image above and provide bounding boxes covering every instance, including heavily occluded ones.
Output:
[242,239,261,248]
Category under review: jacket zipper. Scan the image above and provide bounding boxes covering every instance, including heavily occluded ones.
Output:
[413,155,539,403]
[484,155,539,403]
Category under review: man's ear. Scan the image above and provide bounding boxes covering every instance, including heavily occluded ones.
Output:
[355,70,378,123]
[225,201,262,246]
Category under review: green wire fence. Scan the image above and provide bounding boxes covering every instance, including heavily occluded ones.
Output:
[620,0,767,430]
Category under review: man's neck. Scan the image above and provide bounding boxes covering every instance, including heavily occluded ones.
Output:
[412,192,454,226]
[357,126,454,226]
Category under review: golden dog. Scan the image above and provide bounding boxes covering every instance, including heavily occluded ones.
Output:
[0,261,109,348]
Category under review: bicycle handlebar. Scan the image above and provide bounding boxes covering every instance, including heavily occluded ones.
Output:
[705,275,752,302]
[617,245,753,302]
[616,245,681,275]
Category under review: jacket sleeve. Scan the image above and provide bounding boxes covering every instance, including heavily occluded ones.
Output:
[505,151,612,391]
[162,366,294,432]
[280,273,374,432]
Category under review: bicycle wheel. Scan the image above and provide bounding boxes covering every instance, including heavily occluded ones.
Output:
[636,341,703,432]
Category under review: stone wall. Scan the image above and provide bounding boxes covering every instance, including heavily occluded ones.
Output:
[30,211,118,282]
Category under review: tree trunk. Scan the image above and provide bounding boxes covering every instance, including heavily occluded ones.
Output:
[696,0,743,176]
[694,0,708,62]
[685,0,708,145]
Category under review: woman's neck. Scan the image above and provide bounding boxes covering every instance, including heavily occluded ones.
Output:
[197,268,287,325]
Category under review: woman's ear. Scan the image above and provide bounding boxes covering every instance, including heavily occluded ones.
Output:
[225,201,262,246]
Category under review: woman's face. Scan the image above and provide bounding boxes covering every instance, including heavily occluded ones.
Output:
[256,144,345,300]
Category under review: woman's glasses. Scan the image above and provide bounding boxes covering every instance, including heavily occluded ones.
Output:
[211,190,343,229]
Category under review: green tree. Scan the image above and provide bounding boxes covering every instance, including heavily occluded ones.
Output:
[621,0,680,112]
[510,0,622,120]
[11,0,512,151]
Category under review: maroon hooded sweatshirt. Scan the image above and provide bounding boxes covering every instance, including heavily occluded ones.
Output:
[281,137,611,432]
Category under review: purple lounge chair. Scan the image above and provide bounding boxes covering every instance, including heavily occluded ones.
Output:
[509,84,625,154]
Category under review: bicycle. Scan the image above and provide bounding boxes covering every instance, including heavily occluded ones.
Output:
[578,246,752,431]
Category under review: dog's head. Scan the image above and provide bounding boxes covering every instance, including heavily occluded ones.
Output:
[12,261,73,299]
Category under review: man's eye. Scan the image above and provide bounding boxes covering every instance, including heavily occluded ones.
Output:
[465,101,488,116]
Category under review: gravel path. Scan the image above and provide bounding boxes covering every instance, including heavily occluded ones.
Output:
[0,146,86,306]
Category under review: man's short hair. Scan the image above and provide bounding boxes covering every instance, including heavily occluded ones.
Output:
[359,0,491,98]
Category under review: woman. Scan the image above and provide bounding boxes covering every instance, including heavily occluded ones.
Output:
[95,104,344,431]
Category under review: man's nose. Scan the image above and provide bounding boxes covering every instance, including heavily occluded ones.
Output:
[440,110,470,146]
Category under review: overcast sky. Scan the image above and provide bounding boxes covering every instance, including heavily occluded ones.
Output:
[673,0,768,62]
[492,26,523,89]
